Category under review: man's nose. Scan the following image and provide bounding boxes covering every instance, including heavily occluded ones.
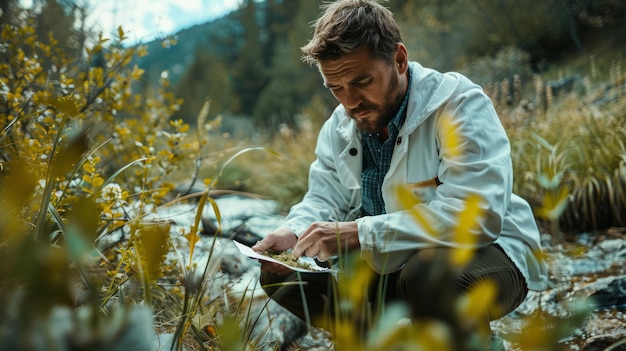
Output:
[343,88,362,110]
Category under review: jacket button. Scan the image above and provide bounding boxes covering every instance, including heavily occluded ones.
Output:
[349,148,358,156]
[396,137,402,145]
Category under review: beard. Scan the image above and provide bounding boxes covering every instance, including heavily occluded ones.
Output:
[349,72,404,133]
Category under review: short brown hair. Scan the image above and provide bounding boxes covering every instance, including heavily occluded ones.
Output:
[301,0,402,66]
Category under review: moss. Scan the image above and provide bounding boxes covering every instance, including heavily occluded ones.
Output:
[260,249,314,271]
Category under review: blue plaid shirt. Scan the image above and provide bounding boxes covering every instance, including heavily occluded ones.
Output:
[361,69,412,216]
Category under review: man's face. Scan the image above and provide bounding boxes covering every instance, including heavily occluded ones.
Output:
[319,45,407,133]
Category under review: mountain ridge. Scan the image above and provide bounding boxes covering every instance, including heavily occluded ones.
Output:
[133,8,244,87]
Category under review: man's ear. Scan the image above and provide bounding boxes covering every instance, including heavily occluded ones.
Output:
[395,43,409,74]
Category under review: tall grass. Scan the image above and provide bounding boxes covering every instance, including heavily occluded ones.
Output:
[503,66,626,232]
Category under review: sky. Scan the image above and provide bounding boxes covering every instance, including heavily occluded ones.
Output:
[20,0,241,43]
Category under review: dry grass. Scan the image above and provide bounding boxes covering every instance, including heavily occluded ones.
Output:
[498,55,626,231]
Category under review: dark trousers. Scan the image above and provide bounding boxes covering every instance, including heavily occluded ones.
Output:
[260,243,527,334]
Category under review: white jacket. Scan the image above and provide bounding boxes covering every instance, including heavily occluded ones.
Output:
[281,62,548,291]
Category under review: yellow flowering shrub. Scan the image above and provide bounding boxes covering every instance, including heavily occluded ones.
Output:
[0,20,213,350]
[0,21,196,235]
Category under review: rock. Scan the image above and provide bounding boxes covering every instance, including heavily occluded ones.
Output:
[588,277,626,310]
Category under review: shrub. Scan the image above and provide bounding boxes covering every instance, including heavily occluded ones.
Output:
[0,21,260,351]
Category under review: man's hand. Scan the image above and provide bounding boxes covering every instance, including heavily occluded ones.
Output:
[252,227,298,275]
[292,221,360,262]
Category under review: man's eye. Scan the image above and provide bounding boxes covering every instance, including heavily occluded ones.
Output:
[356,78,372,86]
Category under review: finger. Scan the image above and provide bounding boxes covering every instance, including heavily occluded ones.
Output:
[304,245,320,259]
[292,241,305,258]
[252,236,276,252]
[297,224,314,240]
[251,240,267,252]
[293,233,315,258]
[294,224,317,250]
[293,242,315,259]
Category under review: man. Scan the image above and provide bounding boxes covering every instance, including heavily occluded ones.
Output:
[252,0,547,345]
